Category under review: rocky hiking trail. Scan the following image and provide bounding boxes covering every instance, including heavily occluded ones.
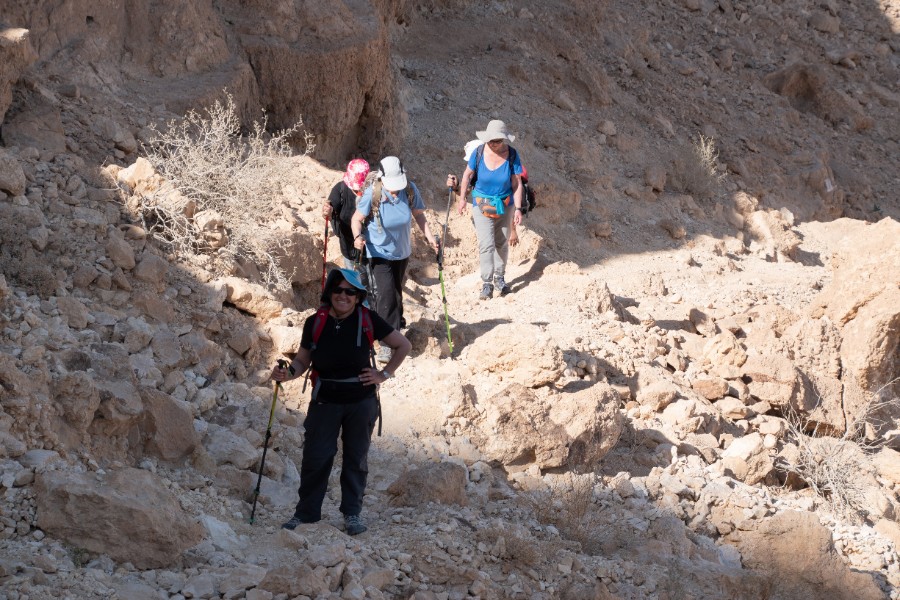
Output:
[0,0,899,599]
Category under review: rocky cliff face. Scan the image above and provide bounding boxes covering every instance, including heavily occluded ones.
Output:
[0,0,412,164]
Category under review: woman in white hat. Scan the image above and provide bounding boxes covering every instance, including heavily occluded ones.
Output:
[350,156,439,362]
[453,120,524,300]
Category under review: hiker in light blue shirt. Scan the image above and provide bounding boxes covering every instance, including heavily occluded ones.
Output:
[351,157,438,362]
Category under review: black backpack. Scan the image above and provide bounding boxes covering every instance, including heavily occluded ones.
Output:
[520,178,536,217]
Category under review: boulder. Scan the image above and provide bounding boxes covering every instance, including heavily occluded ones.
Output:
[56,296,89,330]
[457,382,622,471]
[1,98,67,153]
[117,157,156,190]
[724,511,883,600]
[692,376,728,400]
[35,468,203,569]
[387,462,468,507]
[462,323,564,388]
[0,148,26,196]
[220,277,284,319]
[133,253,169,285]
[204,423,259,469]
[745,209,800,261]
[140,387,199,461]
[741,353,809,410]
[258,565,329,598]
[722,433,773,484]
[873,448,900,486]
[637,380,678,412]
[0,27,37,123]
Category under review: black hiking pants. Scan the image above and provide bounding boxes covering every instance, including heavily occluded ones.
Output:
[293,394,379,521]
[369,256,408,330]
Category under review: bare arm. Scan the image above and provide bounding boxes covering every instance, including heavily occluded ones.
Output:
[511,174,523,226]
[351,210,367,249]
[456,166,474,214]
[271,347,312,382]
[413,209,439,252]
[359,329,411,384]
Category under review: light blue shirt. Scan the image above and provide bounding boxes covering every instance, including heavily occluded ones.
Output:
[357,182,425,260]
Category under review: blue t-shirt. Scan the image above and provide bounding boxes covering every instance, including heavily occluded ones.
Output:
[357,182,425,260]
[468,145,523,204]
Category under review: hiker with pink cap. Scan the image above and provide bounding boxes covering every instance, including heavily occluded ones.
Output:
[323,159,372,269]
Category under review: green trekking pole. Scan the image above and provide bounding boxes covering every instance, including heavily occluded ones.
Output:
[249,358,293,524]
[437,186,454,354]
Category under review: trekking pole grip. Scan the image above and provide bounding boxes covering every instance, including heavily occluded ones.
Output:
[276,359,295,377]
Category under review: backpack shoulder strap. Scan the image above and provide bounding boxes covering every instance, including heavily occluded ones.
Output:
[359,306,375,348]
[475,144,485,170]
[310,305,330,350]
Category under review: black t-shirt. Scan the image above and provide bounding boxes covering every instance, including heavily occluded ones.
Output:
[301,307,393,402]
[328,181,361,261]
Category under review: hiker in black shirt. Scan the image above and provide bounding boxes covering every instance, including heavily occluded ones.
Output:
[323,159,370,268]
[272,268,410,535]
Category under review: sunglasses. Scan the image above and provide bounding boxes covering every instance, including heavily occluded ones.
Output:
[332,286,360,297]
[488,139,505,145]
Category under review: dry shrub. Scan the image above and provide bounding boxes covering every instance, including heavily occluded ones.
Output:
[778,379,900,521]
[139,93,314,292]
[524,473,606,554]
[475,525,540,566]
[668,134,725,200]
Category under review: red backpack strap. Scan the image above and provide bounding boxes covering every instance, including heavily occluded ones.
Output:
[310,306,330,350]
[303,306,330,393]
[360,306,375,348]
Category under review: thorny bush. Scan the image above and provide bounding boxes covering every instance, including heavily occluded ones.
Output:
[139,93,314,292]
[777,379,900,522]
[668,134,726,200]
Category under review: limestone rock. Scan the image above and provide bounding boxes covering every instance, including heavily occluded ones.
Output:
[56,296,89,330]
[387,462,468,507]
[463,323,563,388]
[741,354,808,410]
[874,448,900,486]
[0,27,37,123]
[204,423,259,469]
[259,564,329,598]
[724,511,883,600]
[117,157,156,190]
[133,253,169,285]
[106,236,136,270]
[692,376,728,400]
[745,210,799,261]
[220,277,284,319]
[35,468,203,569]
[268,324,304,355]
[459,383,622,471]
[140,387,199,461]
[0,148,26,196]
[637,380,678,411]
[722,433,772,484]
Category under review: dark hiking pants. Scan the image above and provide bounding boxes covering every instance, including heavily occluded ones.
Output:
[293,394,379,521]
[369,256,408,331]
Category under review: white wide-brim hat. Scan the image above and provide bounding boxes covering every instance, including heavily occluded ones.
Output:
[378,156,408,191]
[476,119,516,144]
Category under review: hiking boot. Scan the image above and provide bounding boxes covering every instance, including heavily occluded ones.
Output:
[375,346,392,365]
[495,276,511,296]
[344,514,368,536]
[281,516,306,530]
[479,283,494,300]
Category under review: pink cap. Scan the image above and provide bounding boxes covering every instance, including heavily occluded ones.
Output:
[342,159,370,192]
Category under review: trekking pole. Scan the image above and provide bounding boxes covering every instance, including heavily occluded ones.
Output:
[320,217,330,292]
[249,358,293,524]
[437,186,454,354]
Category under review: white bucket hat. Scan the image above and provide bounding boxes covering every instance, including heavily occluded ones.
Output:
[476,120,516,144]
[377,156,407,191]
